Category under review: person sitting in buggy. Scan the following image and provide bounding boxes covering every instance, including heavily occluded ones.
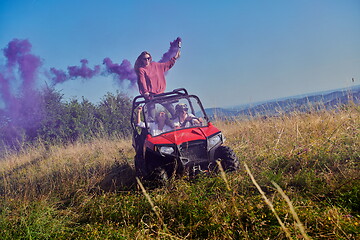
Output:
[136,106,173,136]
[173,103,202,128]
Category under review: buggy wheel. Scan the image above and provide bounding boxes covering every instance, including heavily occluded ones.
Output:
[214,146,239,172]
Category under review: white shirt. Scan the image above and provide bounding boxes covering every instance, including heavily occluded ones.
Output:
[138,121,173,136]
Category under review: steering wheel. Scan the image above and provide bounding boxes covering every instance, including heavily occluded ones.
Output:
[180,117,201,128]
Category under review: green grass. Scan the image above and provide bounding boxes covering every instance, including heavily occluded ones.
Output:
[0,105,359,239]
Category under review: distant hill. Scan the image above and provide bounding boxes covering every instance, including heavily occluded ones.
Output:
[206,85,360,118]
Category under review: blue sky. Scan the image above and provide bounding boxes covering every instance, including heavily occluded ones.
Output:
[1,0,359,108]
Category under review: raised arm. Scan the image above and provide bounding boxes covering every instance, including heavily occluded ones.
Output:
[136,106,143,125]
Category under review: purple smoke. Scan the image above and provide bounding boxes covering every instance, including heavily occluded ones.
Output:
[49,37,182,87]
[68,59,100,79]
[1,37,182,107]
[0,39,44,144]
[0,72,13,109]
[18,54,42,93]
[1,39,41,109]
[50,67,67,84]
[3,38,32,68]
[159,37,182,63]
[50,59,101,84]
[102,58,137,87]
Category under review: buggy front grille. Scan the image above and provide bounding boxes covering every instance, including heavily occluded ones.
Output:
[179,140,207,161]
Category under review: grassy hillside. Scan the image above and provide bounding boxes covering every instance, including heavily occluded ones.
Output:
[0,105,359,239]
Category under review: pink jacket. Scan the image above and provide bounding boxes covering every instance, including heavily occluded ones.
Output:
[137,57,176,95]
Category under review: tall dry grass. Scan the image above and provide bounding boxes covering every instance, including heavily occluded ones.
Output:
[0,136,135,202]
[0,104,359,239]
[217,105,359,179]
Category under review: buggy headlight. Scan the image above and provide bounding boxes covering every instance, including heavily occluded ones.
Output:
[159,146,175,155]
[207,133,222,150]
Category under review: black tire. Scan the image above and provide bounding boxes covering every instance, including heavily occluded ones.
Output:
[214,146,239,172]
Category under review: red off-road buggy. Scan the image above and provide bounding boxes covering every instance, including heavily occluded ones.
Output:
[131,88,239,184]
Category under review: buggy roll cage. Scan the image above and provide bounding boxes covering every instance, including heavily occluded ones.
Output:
[130,88,209,132]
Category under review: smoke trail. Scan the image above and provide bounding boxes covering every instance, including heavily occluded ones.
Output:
[68,59,100,79]
[50,67,67,84]
[159,37,182,63]
[1,37,182,106]
[102,58,137,87]
[50,59,100,84]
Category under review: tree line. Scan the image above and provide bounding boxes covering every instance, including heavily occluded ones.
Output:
[0,88,133,152]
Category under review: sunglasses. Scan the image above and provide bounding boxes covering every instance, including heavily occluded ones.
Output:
[143,57,151,61]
